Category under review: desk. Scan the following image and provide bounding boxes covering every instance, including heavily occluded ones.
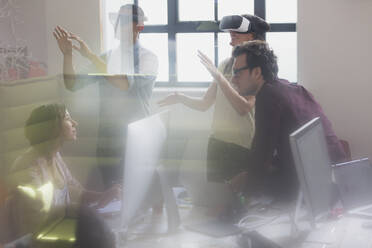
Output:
[104,206,372,248]
[320,216,372,248]
[105,207,239,248]
[255,213,372,247]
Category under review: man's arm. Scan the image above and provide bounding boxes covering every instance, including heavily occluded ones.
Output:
[62,55,77,91]
[198,51,254,115]
[53,26,77,91]
[69,33,107,73]
[158,82,217,111]
[55,27,150,92]
[100,48,159,91]
[55,27,109,91]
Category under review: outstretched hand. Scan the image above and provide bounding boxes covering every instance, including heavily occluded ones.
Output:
[53,26,73,55]
[53,26,93,59]
[197,50,224,83]
[157,92,181,107]
[69,33,93,58]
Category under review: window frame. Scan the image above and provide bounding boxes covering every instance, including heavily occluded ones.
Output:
[110,0,296,87]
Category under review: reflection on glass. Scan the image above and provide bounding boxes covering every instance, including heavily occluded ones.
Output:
[178,0,213,21]
[218,0,254,20]
[217,33,233,64]
[105,0,133,13]
[138,0,167,25]
[266,32,297,82]
[140,33,169,81]
[103,0,134,51]
[17,182,54,213]
[177,33,214,82]
[266,0,297,23]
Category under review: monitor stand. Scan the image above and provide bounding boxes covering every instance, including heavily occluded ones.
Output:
[127,209,171,235]
[290,191,310,238]
[290,191,340,245]
[117,165,180,243]
[158,165,181,233]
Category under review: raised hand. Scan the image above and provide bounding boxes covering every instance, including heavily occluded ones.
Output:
[69,33,93,58]
[197,50,224,83]
[53,26,73,55]
[157,92,182,107]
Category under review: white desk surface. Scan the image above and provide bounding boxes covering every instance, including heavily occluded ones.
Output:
[104,206,372,248]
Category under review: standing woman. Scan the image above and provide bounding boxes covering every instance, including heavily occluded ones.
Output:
[158,15,270,183]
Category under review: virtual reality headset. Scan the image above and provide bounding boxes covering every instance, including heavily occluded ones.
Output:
[219,15,252,33]
[110,13,147,26]
[109,4,147,27]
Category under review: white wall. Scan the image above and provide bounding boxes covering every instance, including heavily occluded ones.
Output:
[298,0,372,159]
[45,0,102,75]
[0,0,48,80]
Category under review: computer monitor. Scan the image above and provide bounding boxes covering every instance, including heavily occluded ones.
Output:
[333,158,372,211]
[120,110,180,233]
[289,117,334,224]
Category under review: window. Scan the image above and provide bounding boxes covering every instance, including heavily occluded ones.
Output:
[176,33,214,82]
[102,0,297,87]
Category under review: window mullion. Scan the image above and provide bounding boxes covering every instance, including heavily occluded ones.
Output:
[254,0,266,19]
[168,0,178,85]
[214,0,219,66]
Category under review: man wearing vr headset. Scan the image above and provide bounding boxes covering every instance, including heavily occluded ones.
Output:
[199,40,347,200]
[159,14,269,183]
[54,4,158,186]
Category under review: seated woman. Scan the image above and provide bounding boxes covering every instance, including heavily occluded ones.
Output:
[8,103,120,238]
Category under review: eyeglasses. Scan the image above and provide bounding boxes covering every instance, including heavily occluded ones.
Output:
[232,65,251,77]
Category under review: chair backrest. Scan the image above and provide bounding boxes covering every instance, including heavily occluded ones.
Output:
[339,139,351,162]
[0,181,9,242]
[0,76,63,175]
[0,195,16,243]
[0,182,7,207]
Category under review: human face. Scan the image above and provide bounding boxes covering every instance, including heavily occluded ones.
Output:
[229,31,254,47]
[61,110,78,141]
[115,21,144,44]
[132,23,144,43]
[232,54,262,96]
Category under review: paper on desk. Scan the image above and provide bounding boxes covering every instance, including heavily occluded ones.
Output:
[97,199,122,214]
[173,187,192,208]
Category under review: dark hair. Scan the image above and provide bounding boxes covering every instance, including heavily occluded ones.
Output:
[242,14,270,40]
[24,103,66,153]
[75,207,115,248]
[118,4,145,24]
[232,40,278,82]
[114,4,146,34]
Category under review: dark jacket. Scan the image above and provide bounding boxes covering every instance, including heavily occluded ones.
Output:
[245,79,346,199]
